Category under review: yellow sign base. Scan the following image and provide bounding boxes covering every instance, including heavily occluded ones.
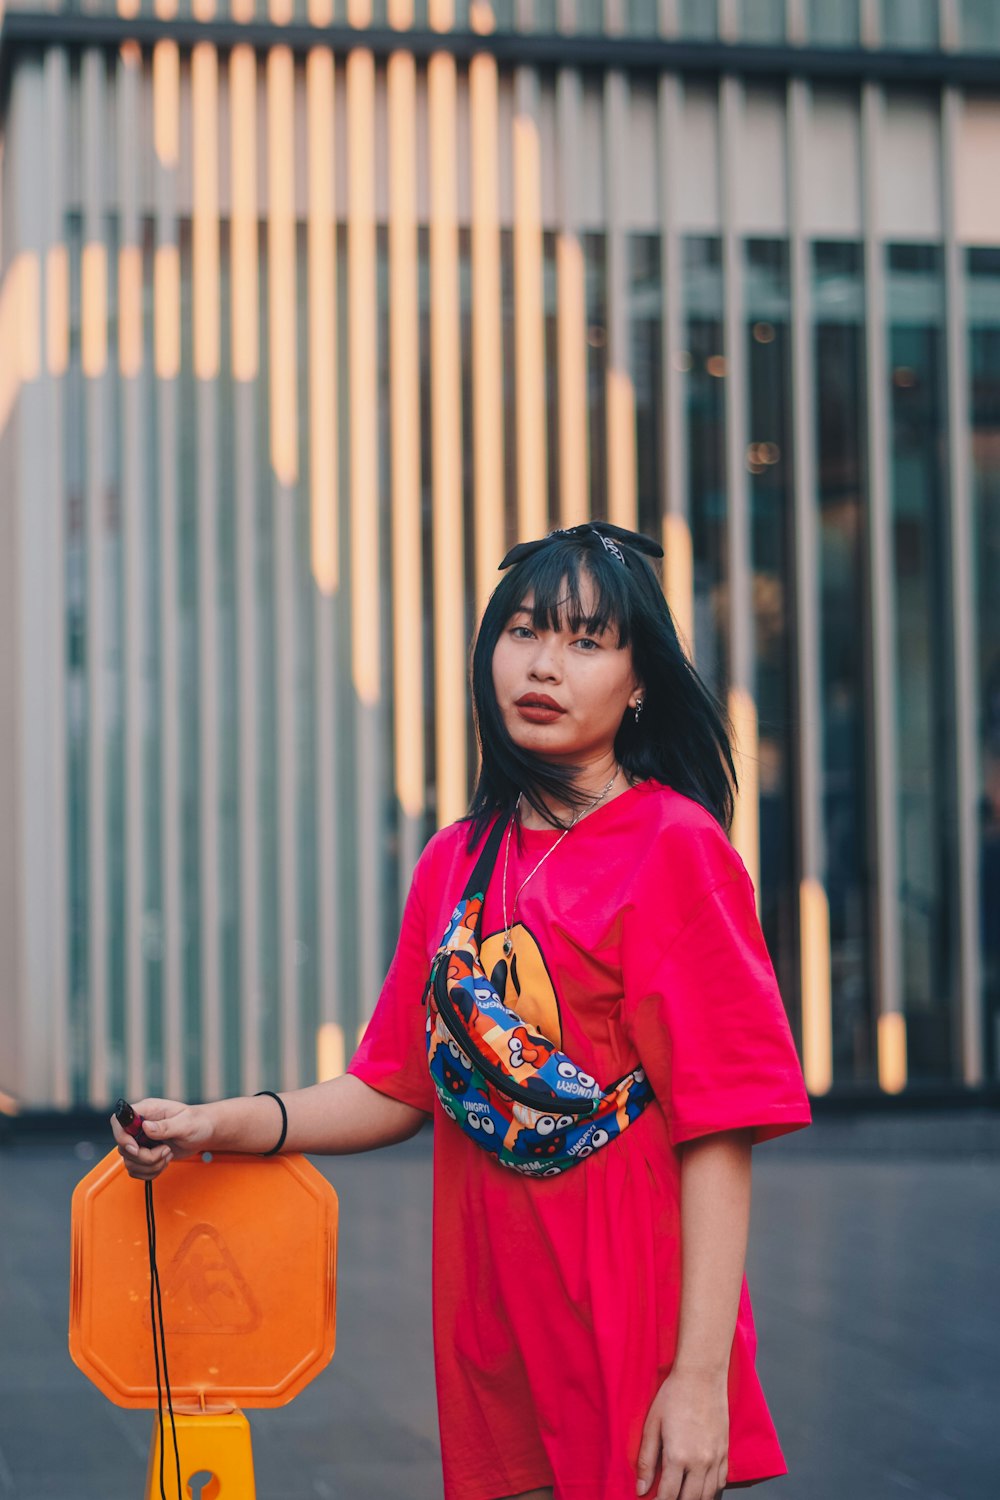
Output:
[144,1408,256,1499]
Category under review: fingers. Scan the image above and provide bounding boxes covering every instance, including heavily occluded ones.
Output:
[109,1102,181,1181]
[636,1414,661,1496]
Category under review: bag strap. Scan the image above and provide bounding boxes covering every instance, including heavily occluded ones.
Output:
[459,815,509,940]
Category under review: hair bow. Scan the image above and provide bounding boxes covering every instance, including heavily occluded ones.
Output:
[499,521,664,571]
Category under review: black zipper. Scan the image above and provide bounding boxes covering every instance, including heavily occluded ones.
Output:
[432,955,600,1118]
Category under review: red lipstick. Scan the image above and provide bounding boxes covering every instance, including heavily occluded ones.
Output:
[514,694,565,724]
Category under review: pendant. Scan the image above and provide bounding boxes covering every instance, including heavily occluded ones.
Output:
[503,935,513,957]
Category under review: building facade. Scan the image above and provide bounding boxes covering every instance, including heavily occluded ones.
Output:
[1,0,998,1110]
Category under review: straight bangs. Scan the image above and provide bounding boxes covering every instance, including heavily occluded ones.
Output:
[504,543,633,647]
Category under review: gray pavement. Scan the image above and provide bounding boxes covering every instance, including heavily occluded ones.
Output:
[1,1119,998,1500]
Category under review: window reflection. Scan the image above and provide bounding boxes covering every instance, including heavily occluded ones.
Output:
[683,235,728,699]
[745,239,797,1033]
[880,0,938,48]
[813,242,874,1084]
[740,0,785,44]
[806,0,859,46]
[967,248,1000,1080]
[961,0,1000,50]
[629,234,663,541]
[887,243,957,1081]
[680,0,718,41]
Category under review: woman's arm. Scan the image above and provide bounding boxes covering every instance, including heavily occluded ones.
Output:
[112,1074,427,1180]
[636,1127,753,1499]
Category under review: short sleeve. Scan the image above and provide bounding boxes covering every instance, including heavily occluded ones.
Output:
[347,844,438,1114]
[622,864,812,1148]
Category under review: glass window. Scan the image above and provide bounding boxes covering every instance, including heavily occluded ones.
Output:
[740,0,785,44]
[584,232,609,526]
[812,241,875,1085]
[680,0,718,41]
[807,0,859,46]
[66,210,89,1103]
[626,0,659,36]
[629,234,664,540]
[683,235,728,700]
[886,243,958,1082]
[960,0,1000,50]
[745,239,798,1031]
[966,247,1000,1080]
[881,0,938,48]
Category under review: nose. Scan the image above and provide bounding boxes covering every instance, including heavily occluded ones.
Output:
[528,637,561,682]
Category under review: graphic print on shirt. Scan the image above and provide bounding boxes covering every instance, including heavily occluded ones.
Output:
[480,923,563,1049]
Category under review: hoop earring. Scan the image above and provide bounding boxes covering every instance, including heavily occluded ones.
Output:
[633,698,644,724]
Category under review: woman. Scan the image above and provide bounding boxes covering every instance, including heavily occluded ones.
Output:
[113,522,811,1500]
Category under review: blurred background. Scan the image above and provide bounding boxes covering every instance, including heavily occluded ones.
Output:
[1,0,999,1118]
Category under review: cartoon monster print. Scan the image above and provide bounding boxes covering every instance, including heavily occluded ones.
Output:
[506,1025,557,1071]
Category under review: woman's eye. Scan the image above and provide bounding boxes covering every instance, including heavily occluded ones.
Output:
[574,637,599,650]
[510,625,534,640]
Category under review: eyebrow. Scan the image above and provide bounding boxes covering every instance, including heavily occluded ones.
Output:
[510,607,611,635]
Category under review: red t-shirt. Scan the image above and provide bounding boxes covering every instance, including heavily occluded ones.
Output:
[349,780,812,1500]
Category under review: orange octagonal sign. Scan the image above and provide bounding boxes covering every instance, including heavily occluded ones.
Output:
[69,1151,338,1408]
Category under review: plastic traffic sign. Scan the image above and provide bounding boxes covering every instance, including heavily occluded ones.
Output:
[69,1150,338,1408]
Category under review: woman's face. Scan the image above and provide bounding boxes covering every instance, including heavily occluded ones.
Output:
[491,573,643,766]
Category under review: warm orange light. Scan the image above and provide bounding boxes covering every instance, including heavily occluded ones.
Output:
[556,232,588,528]
[269,0,293,22]
[0,253,40,437]
[118,245,143,378]
[230,45,259,383]
[117,0,141,19]
[800,877,833,1095]
[878,1012,908,1094]
[429,44,466,825]
[192,0,215,18]
[662,512,693,659]
[347,46,380,706]
[307,47,338,596]
[154,0,178,16]
[153,41,180,168]
[470,50,504,616]
[428,0,453,29]
[513,109,547,540]
[387,45,424,819]
[727,684,760,907]
[46,243,70,377]
[347,0,372,23]
[607,367,637,530]
[231,0,254,19]
[317,1023,345,1082]
[267,46,299,486]
[154,243,181,380]
[192,42,220,383]
[470,0,495,33]
[81,243,108,379]
[308,0,334,21]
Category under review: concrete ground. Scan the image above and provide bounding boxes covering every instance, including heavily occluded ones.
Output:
[0,1117,997,1500]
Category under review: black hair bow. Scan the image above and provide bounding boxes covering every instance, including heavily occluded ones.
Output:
[499,521,664,571]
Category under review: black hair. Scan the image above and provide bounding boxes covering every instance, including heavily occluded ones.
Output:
[466,533,738,845]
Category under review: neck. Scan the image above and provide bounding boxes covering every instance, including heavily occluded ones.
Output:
[518,753,623,830]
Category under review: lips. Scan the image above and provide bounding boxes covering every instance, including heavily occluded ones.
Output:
[515,695,564,711]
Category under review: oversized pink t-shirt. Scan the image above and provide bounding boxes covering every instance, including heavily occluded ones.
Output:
[349,780,812,1500]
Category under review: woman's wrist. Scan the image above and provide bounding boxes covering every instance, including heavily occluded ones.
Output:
[205,1093,286,1154]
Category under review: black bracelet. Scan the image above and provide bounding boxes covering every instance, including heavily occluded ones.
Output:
[254,1090,288,1156]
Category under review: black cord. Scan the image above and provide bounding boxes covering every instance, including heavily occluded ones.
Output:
[145,1180,182,1500]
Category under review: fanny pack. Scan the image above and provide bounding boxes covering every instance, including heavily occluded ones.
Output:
[424,817,654,1176]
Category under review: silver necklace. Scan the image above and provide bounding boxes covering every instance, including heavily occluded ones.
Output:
[500,767,620,958]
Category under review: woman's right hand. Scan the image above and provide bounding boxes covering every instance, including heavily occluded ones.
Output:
[109,1098,213,1181]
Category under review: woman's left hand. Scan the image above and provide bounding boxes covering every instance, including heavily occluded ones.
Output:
[635,1367,729,1500]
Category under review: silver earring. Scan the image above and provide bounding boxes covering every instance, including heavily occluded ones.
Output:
[634,699,644,724]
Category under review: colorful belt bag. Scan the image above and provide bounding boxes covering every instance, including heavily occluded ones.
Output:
[425,816,654,1176]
